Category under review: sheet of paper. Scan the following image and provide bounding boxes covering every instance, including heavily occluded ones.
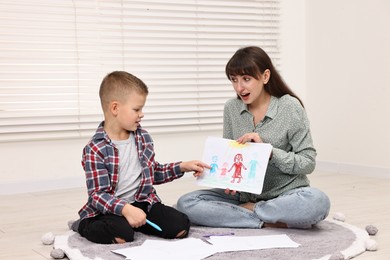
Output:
[112,234,299,259]
[197,136,272,194]
[208,234,300,252]
[112,238,216,260]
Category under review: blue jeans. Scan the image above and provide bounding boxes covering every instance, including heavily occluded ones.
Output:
[176,187,330,229]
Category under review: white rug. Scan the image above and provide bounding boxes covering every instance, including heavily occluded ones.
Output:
[53,219,372,260]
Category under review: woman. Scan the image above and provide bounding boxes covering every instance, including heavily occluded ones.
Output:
[177,46,330,229]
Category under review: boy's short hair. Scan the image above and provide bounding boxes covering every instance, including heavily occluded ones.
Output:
[99,71,149,111]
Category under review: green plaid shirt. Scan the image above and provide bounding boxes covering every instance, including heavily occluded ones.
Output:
[223,94,316,202]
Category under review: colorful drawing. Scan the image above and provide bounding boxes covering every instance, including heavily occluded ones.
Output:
[209,155,219,176]
[228,153,247,183]
[198,136,273,195]
[248,153,260,180]
[220,162,229,177]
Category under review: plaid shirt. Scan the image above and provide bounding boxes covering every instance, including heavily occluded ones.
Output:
[78,122,183,220]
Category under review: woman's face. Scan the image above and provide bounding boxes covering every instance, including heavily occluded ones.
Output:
[229,73,267,105]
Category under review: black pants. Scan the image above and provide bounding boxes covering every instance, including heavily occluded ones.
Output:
[78,202,190,244]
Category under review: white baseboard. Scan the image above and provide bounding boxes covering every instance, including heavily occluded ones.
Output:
[0,176,85,195]
[316,161,390,179]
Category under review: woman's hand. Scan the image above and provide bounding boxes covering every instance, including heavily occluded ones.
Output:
[224,188,237,196]
[236,133,263,144]
[180,160,211,177]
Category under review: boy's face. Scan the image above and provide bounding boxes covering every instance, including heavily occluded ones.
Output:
[116,91,147,132]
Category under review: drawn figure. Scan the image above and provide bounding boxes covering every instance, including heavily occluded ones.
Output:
[248,159,260,180]
[228,153,247,183]
[209,155,219,176]
[219,162,229,177]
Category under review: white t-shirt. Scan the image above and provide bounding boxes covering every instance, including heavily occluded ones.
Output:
[113,132,142,203]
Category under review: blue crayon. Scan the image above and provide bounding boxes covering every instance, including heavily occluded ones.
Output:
[146,219,162,232]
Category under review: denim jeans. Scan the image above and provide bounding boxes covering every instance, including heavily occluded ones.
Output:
[176,187,330,229]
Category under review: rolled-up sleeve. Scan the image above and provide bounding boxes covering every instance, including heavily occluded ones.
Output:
[268,100,316,175]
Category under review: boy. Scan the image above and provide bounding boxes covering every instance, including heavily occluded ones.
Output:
[75,71,209,244]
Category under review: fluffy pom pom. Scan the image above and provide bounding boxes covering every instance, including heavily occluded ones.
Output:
[50,248,65,259]
[67,220,75,230]
[41,232,55,245]
[365,225,378,236]
[329,252,344,260]
[333,212,346,222]
[365,238,378,251]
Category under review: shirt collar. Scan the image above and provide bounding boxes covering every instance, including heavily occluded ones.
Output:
[93,121,141,144]
[238,95,278,120]
[266,96,278,119]
[93,121,111,143]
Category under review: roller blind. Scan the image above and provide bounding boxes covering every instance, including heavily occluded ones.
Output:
[0,0,280,142]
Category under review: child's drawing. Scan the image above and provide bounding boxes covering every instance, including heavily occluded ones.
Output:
[209,155,219,176]
[197,136,272,195]
[220,162,229,177]
[229,153,246,183]
[248,153,260,180]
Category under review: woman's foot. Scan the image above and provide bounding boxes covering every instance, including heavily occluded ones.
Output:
[239,202,255,211]
[263,222,288,228]
[239,203,288,228]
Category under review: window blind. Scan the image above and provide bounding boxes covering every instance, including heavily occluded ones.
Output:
[0,0,280,142]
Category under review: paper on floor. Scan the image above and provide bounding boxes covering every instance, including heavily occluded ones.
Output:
[112,234,300,260]
[208,234,300,252]
[112,238,215,260]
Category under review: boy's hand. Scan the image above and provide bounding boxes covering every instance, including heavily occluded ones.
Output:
[180,160,210,177]
[121,204,146,228]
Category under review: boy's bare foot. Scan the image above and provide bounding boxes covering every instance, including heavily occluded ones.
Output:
[114,237,126,244]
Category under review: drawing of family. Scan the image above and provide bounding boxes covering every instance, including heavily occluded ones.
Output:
[207,151,260,184]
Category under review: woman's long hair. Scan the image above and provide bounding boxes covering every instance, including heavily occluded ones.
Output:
[225,46,303,107]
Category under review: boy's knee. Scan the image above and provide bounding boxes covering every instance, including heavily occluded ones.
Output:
[166,214,190,239]
[175,229,188,239]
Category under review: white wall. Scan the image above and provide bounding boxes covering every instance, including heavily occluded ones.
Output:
[280,0,307,101]
[1,0,389,194]
[0,130,221,194]
[306,0,390,177]
[0,138,88,194]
